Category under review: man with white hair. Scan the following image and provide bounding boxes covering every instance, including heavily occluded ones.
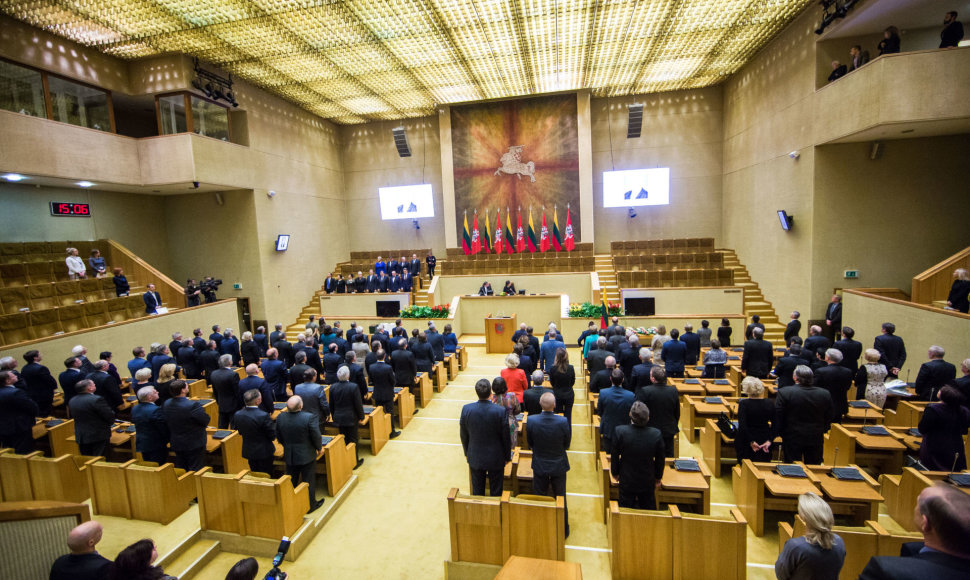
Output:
[956,359,970,401]
[72,345,95,375]
[813,348,854,421]
[131,385,169,463]
[49,520,112,580]
[587,336,611,375]
[522,370,554,415]
[330,365,365,469]
[168,332,183,359]
[914,346,957,401]
[89,360,124,410]
[774,365,834,464]
[211,354,241,428]
[512,323,528,345]
[239,364,274,413]
[528,391,571,537]
[276,395,324,511]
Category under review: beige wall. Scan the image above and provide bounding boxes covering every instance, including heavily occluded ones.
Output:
[457,295,564,334]
[436,273,593,306]
[0,300,242,371]
[590,89,724,252]
[619,287,744,315]
[811,135,970,314]
[843,291,970,381]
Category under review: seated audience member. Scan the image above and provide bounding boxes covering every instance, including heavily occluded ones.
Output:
[500,353,528,404]
[112,268,130,296]
[859,484,970,579]
[918,386,970,471]
[855,349,888,407]
[702,339,727,378]
[775,493,845,580]
[225,558,259,580]
[66,247,86,279]
[914,345,957,401]
[736,377,774,461]
[849,45,869,70]
[502,280,516,294]
[717,317,732,347]
[88,249,107,277]
[49,521,112,580]
[490,376,520,450]
[785,311,801,346]
[878,25,901,55]
[940,11,964,48]
[522,370,553,416]
[828,60,847,82]
[442,324,458,354]
[611,401,665,510]
[108,539,174,580]
[660,328,687,378]
[775,366,833,464]
[946,268,970,313]
[478,281,494,296]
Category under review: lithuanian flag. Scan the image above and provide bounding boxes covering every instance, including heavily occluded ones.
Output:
[551,206,563,252]
[462,211,472,255]
[526,207,538,252]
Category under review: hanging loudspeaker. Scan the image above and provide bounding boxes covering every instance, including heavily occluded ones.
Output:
[627,104,643,139]
[392,127,411,157]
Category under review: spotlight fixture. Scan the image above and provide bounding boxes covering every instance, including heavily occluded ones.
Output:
[76,181,95,188]
[2,173,27,182]
[193,58,238,108]
[788,151,800,159]
[816,0,859,35]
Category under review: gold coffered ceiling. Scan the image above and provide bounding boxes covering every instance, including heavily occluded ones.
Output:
[1,0,813,124]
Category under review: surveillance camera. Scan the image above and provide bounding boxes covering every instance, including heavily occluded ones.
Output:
[788,151,800,159]
[628,208,637,219]
[192,181,200,189]
[267,190,276,198]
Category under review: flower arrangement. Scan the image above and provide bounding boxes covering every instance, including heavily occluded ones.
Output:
[567,302,624,318]
[400,304,450,318]
[635,326,658,336]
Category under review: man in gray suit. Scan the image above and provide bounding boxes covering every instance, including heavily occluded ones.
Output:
[276,395,324,512]
[294,368,329,428]
[67,379,115,456]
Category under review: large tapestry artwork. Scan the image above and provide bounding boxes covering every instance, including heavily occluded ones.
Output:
[451,94,581,247]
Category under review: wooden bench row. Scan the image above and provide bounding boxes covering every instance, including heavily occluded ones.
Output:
[616,269,734,288]
[610,238,715,253]
[0,295,148,346]
[0,240,106,264]
[612,252,724,270]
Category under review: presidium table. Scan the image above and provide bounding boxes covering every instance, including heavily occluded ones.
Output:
[460,293,566,354]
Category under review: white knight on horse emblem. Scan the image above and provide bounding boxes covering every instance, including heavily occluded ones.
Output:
[495,146,536,182]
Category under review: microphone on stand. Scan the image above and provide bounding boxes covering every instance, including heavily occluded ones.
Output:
[833,446,839,467]
[951,453,960,475]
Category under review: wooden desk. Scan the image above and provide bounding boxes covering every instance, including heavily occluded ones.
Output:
[205,428,248,474]
[734,460,821,536]
[843,401,885,424]
[325,405,391,456]
[272,433,354,497]
[700,417,737,478]
[364,386,415,429]
[670,378,706,397]
[680,396,733,443]
[599,453,711,523]
[823,424,906,475]
[884,400,927,428]
[803,464,883,524]
[445,353,459,380]
[485,314,517,354]
[881,467,970,531]
[432,361,448,392]
[457,345,468,370]
[412,372,433,407]
[495,556,582,580]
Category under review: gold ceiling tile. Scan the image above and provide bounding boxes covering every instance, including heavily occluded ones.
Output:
[101,40,160,59]
[153,0,258,27]
[262,53,344,83]
[338,95,394,115]
[305,77,372,101]
[222,60,291,86]
[209,18,307,58]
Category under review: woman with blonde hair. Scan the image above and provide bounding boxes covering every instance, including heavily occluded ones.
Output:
[854,348,888,407]
[650,325,669,368]
[500,353,528,404]
[65,247,86,280]
[946,268,970,313]
[240,331,260,367]
[155,363,178,405]
[736,376,774,461]
[775,493,845,580]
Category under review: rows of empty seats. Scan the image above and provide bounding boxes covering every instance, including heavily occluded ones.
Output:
[446,254,595,275]
[0,278,118,312]
[616,269,734,288]
[610,238,715,255]
[0,240,106,265]
[0,295,147,345]
[613,252,724,271]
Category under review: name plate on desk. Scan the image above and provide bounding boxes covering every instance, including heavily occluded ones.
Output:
[776,464,808,478]
[115,425,136,433]
[713,379,730,385]
[212,430,232,440]
[727,356,740,361]
[947,473,970,487]
[274,402,286,410]
[674,459,701,472]
[703,396,723,404]
[363,406,375,414]
[907,428,921,437]
[125,395,137,402]
[198,399,214,405]
[684,379,700,384]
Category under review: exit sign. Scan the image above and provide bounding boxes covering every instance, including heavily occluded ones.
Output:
[844,270,859,279]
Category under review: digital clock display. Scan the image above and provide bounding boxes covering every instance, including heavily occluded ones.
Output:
[50,202,91,217]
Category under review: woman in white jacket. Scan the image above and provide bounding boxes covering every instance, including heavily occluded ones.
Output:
[65,247,86,280]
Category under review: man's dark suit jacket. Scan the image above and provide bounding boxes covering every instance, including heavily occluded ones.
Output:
[459,400,510,470]
[131,402,169,455]
[239,376,274,413]
[273,340,296,368]
[276,410,322,466]
[389,276,402,292]
[89,370,123,410]
[744,322,765,341]
[741,339,774,378]
[0,385,39,439]
[874,334,907,373]
[219,337,241,366]
[522,386,554,416]
[194,335,208,353]
[587,348,610,375]
[589,368,613,393]
[322,352,342,384]
[784,320,801,345]
[323,277,335,294]
[288,363,311,391]
[630,362,654,391]
[859,543,970,580]
[617,346,639,383]
[68,393,114,445]
[369,361,396,403]
[427,332,445,361]
[210,367,241,414]
[329,380,365,427]
[49,552,112,580]
[345,363,367,399]
[680,332,701,365]
[198,350,220,383]
[391,349,417,386]
[814,364,854,419]
[412,341,434,373]
[834,338,863,374]
[365,275,378,292]
[21,361,57,413]
[389,260,400,275]
[162,396,210,452]
[58,368,84,404]
[233,406,276,462]
[143,290,161,313]
[378,275,390,292]
[955,375,970,402]
[596,386,635,441]
[409,259,421,277]
[241,341,261,367]
[774,384,834,441]
[261,359,287,397]
[773,356,801,388]
[269,331,283,347]
[177,346,201,379]
[661,340,687,374]
[354,276,366,293]
[611,424,666,490]
[635,384,680,439]
[914,359,957,400]
[527,411,570,476]
[78,356,95,377]
[825,302,842,329]
[803,335,832,360]
[151,354,175,383]
[303,349,324,376]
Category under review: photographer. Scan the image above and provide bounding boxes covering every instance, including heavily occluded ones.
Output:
[185,279,201,307]
[201,277,222,303]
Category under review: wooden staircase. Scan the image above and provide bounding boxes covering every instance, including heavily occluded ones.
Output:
[595,254,620,303]
[718,249,786,347]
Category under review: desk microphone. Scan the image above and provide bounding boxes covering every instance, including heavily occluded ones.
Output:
[952,453,960,475]
[833,446,839,467]
[862,407,868,429]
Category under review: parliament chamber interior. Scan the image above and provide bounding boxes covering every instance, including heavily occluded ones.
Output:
[0,0,969,578]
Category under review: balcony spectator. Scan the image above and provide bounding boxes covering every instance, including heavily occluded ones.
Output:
[878,26,900,55]
[66,247,86,280]
[946,268,970,313]
[940,11,964,48]
[88,249,107,278]
[849,45,869,71]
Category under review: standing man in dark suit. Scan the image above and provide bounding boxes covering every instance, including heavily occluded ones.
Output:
[354,271,366,293]
[192,328,208,353]
[914,346,957,401]
[834,326,863,375]
[589,356,616,394]
[774,366,834,464]
[0,370,39,453]
[388,257,400,276]
[400,269,413,293]
[72,345,95,376]
[528,392,571,537]
[331,366,365,469]
[612,401,666,509]
[587,337,611,376]
[680,325,701,365]
[89,360,124,411]
[288,351,311,393]
[813,349,854,422]
[143,283,162,314]
[741,327,774,379]
[21,350,57,416]
[874,322,906,378]
[460,379,511,496]
[365,269,378,293]
[323,272,336,294]
[150,345,176,383]
[427,323,445,362]
[273,334,296,368]
[131,385,169,464]
[128,347,151,382]
[261,348,288,401]
[343,352,367,400]
[211,355,241,428]
[824,295,842,341]
[409,254,422,279]
[199,341,221,384]
[48,521,112,580]
[162,380,210,471]
[322,343,342,384]
[219,329,241,367]
[661,329,687,378]
[377,271,390,292]
[209,324,224,347]
[784,311,802,346]
[294,368,329,429]
[59,357,85,406]
[630,348,655,391]
[522,370,554,415]
[859,483,970,580]
[68,379,114,456]
[426,251,436,279]
[177,339,201,380]
[369,350,401,438]
[596,370,636,453]
[233,388,276,475]
[772,345,805,388]
[802,325,831,361]
[955,359,970,401]
[276,395,324,511]
[635,367,680,457]
[239,364,274,413]
[269,324,284,348]
[391,338,417,389]
[745,315,765,341]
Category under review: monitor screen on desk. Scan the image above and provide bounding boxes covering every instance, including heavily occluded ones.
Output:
[375,300,401,317]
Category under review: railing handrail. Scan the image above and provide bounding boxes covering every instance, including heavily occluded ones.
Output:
[104,239,186,308]
[911,246,970,304]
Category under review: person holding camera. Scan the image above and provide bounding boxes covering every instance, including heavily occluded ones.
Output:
[201,277,221,303]
[185,279,201,307]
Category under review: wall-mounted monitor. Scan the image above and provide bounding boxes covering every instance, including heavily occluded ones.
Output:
[603,168,670,208]
[275,235,290,251]
[777,210,793,232]
[624,297,656,317]
[378,184,434,220]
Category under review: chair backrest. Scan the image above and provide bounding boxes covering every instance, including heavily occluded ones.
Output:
[86,459,136,518]
[0,500,90,580]
[125,462,197,524]
[447,488,506,565]
[58,304,88,334]
[197,468,247,534]
[0,287,29,313]
[239,474,309,539]
[0,263,28,287]
[27,454,91,504]
[609,502,676,580]
[83,301,109,327]
[784,515,880,580]
[0,450,41,501]
[674,507,746,580]
[29,308,63,340]
[503,493,565,561]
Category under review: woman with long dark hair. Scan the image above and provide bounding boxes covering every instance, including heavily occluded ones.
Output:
[919,386,970,471]
[109,539,174,580]
[548,347,576,424]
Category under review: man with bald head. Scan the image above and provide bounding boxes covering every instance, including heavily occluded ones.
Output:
[859,484,970,579]
[49,520,111,580]
[527,391,572,537]
[131,385,169,464]
[276,395,324,512]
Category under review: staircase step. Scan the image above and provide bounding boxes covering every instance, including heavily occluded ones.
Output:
[163,539,221,580]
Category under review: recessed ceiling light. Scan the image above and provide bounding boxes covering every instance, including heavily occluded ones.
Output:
[76,181,95,188]
[2,173,26,182]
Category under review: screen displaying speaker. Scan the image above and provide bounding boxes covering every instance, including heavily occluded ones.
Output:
[378,184,435,220]
[603,168,670,208]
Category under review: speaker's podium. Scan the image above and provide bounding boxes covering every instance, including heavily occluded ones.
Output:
[485,313,517,354]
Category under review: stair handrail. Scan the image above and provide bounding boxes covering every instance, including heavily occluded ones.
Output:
[911,246,970,304]
[103,240,186,308]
